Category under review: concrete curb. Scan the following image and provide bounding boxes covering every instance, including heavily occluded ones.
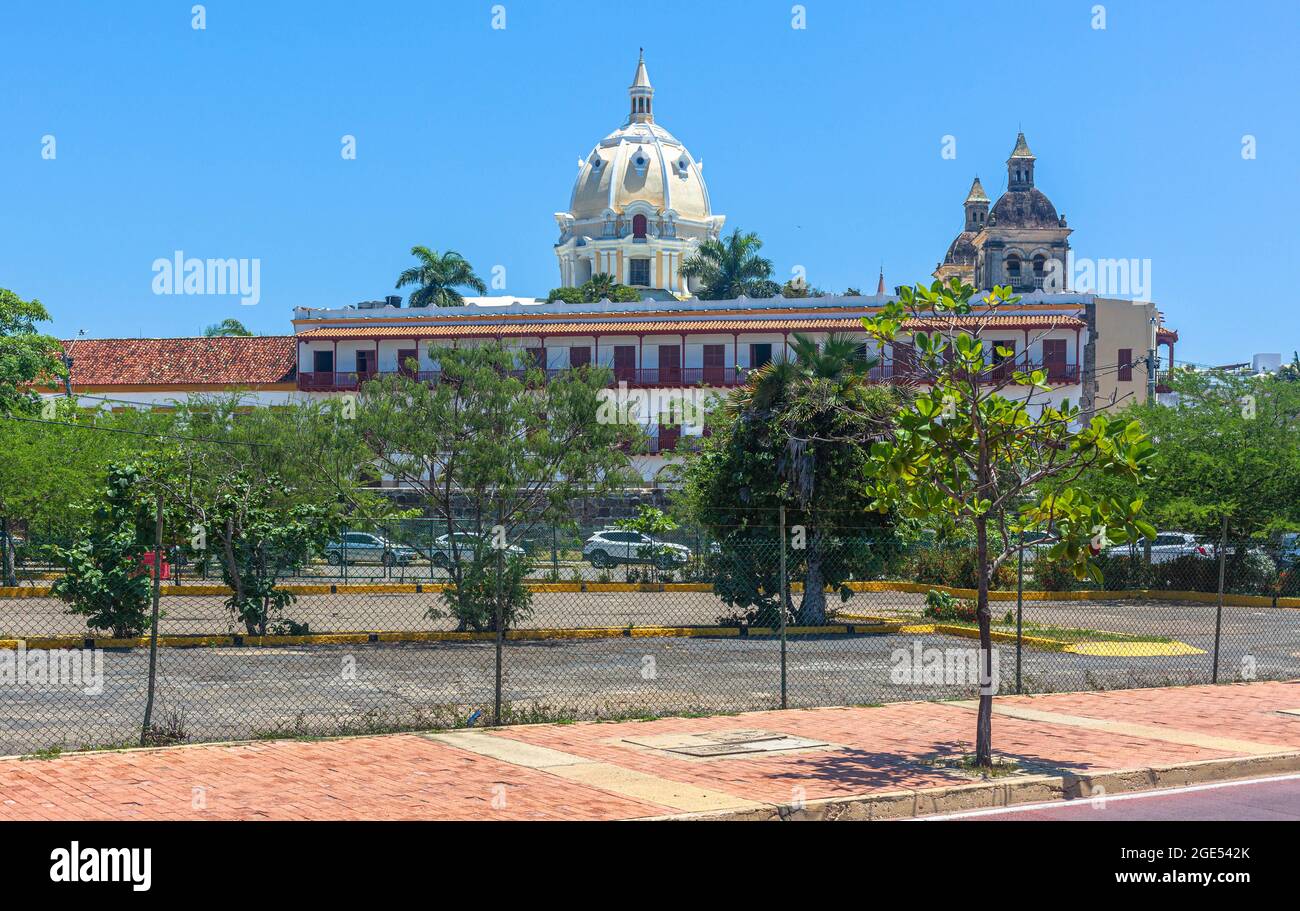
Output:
[645,750,1300,820]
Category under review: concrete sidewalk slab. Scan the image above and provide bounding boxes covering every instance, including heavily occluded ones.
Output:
[1,680,1297,821]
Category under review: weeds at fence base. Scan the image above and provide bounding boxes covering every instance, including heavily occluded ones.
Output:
[141,708,188,747]
[251,704,479,741]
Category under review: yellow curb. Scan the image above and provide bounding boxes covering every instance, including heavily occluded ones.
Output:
[1064,640,1206,657]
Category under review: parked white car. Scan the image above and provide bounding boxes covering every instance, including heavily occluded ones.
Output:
[430,532,525,567]
[323,532,420,567]
[1105,532,1209,564]
[583,529,691,569]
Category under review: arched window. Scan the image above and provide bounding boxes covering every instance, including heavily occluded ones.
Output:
[632,213,648,238]
[1005,254,1021,278]
[1032,254,1047,276]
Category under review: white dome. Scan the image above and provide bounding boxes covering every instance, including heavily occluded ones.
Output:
[568,120,713,222]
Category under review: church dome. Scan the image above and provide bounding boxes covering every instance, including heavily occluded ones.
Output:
[989,187,1061,229]
[943,230,978,265]
[565,52,714,224]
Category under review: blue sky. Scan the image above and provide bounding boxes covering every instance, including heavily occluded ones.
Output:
[1,0,1296,365]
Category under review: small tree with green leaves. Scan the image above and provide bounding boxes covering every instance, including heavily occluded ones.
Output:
[861,280,1156,767]
[0,287,66,415]
[355,342,639,630]
[51,463,154,637]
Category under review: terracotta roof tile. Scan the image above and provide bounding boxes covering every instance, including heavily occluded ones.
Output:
[62,336,296,387]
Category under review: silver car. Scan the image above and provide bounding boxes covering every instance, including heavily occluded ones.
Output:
[1105,531,1209,564]
[323,532,420,567]
[430,532,526,568]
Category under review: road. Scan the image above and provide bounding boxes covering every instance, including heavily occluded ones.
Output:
[922,773,1300,820]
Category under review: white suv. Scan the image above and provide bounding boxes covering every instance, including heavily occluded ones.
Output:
[583,530,691,569]
[1106,532,1209,564]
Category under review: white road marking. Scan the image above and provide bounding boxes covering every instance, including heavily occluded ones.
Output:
[914,772,1300,820]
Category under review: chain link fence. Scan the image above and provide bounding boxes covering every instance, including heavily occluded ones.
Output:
[3,522,1299,755]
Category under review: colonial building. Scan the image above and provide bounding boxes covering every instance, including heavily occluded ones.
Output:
[50,55,1179,487]
[552,52,724,297]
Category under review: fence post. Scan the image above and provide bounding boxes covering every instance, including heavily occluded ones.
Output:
[141,491,164,745]
[493,538,504,725]
[778,505,788,710]
[1212,514,1227,684]
[1015,541,1024,695]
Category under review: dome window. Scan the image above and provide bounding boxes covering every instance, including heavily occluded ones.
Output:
[631,148,649,176]
[676,157,690,177]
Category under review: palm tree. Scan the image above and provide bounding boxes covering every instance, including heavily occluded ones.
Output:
[580,273,620,301]
[732,333,881,624]
[203,318,252,337]
[395,247,487,308]
[679,229,776,300]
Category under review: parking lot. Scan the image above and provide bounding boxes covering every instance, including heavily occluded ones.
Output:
[2,584,1299,755]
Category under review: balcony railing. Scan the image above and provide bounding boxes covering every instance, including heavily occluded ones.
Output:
[297,360,1080,392]
[298,366,754,392]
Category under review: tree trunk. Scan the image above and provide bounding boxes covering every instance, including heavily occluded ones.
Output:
[974,517,994,767]
[1,516,16,588]
[798,529,827,625]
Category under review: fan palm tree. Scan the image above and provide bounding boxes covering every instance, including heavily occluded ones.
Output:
[730,332,881,624]
[395,247,487,308]
[580,273,620,301]
[679,229,776,300]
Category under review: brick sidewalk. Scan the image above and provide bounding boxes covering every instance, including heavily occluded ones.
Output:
[3,681,1298,821]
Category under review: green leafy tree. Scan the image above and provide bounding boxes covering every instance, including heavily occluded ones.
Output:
[51,463,154,637]
[1083,367,1300,540]
[549,276,642,303]
[354,342,638,630]
[546,286,585,304]
[0,288,66,414]
[0,405,171,585]
[395,246,487,308]
[679,229,778,300]
[681,332,904,625]
[860,280,1156,767]
[203,318,253,337]
[155,398,350,634]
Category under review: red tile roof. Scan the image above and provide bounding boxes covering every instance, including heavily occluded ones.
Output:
[295,314,1084,340]
[61,336,297,388]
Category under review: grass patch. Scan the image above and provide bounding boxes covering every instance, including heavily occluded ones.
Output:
[929,753,1022,779]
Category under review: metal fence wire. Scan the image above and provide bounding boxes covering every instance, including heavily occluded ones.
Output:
[2,522,1299,754]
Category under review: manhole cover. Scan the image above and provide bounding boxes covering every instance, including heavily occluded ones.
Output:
[621,729,831,758]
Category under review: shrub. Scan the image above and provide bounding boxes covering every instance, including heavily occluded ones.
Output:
[51,464,153,638]
[437,554,534,632]
[922,589,978,622]
[1154,550,1278,595]
[907,545,1014,590]
[1031,551,1155,591]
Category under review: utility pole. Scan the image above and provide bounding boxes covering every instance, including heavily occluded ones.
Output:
[1146,316,1158,404]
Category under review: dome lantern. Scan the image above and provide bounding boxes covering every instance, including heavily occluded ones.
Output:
[629,48,654,124]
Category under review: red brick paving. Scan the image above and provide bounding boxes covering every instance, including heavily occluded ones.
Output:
[1,682,1297,820]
